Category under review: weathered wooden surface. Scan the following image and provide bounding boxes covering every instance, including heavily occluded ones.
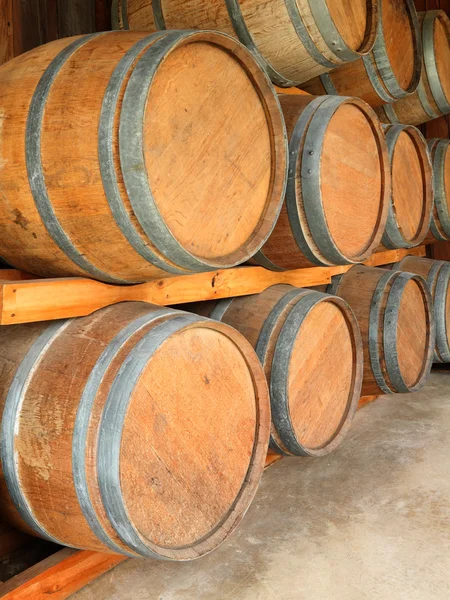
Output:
[377,10,450,126]
[0,31,286,283]
[392,256,450,362]
[428,138,450,241]
[188,285,363,457]
[0,32,287,283]
[380,124,433,249]
[302,0,422,107]
[329,264,435,396]
[252,94,390,269]
[113,0,379,86]
[0,303,270,558]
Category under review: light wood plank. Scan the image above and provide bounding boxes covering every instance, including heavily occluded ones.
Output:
[0,549,125,600]
[0,247,427,326]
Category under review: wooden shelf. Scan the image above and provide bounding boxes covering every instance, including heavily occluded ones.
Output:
[0,245,426,599]
[0,246,426,326]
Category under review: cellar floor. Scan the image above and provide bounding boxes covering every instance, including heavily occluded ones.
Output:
[72,371,450,600]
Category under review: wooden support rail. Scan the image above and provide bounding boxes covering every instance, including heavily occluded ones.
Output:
[0,246,426,325]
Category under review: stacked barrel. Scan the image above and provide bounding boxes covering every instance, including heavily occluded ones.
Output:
[0,0,448,562]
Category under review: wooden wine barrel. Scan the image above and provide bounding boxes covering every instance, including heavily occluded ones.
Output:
[380,124,433,249]
[391,256,450,363]
[428,139,450,241]
[301,0,422,108]
[328,265,434,396]
[0,30,287,283]
[376,11,450,126]
[0,302,270,558]
[251,94,390,270]
[112,0,379,87]
[187,285,363,457]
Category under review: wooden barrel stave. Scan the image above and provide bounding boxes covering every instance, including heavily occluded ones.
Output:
[0,30,287,282]
[112,0,379,87]
[381,124,433,250]
[328,265,435,396]
[251,94,390,269]
[0,302,270,559]
[376,10,450,126]
[187,284,364,458]
[301,0,422,108]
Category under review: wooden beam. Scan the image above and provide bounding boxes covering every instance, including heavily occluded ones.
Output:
[0,549,125,600]
[0,246,426,326]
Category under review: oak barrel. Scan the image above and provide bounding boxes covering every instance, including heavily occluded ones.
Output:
[0,30,287,282]
[328,265,434,396]
[376,11,450,126]
[380,124,433,249]
[0,302,270,558]
[252,94,390,270]
[187,285,363,457]
[301,0,422,108]
[428,139,450,241]
[391,256,450,363]
[112,0,379,87]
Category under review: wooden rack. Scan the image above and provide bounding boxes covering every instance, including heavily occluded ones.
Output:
[0,246,426,326]
[0,244,427,599]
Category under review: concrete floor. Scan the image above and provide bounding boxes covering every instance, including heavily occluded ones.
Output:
[72,371,450,600]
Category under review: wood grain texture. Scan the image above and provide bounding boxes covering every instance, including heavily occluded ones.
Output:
[0,303,270,559]
[115,0,378,86]
[392,256,450,362]
[330,264,434,395]
[376,11,450,125]
[392,131,429,241]
[187,285,363,457]
[0,247,427,326]
[381,125,434,249]
[302,0,421,107]
[428,138,450,241]
[0,31,286,281]
[253,94,389,269]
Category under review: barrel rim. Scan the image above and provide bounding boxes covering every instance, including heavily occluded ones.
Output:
[429,138,450,238]
[285,0,337,74]
[288,95,390,266]
[111,0,129,30]
[307,0,379,61]
[270,291,363,457]
[97,315,270,560]
[365,269,434,393]
[423,10,450,116]
[1,320,73,547]
[382,272,435,393]
[371,0,422,100]
[222,0,299,87]
[119,29,288,272]
[254,287,308,455]
[73,307,179,557]
[25,32,134,285]
[427,260,450,362]
[98,31,188,276]
[382,124,434,249]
